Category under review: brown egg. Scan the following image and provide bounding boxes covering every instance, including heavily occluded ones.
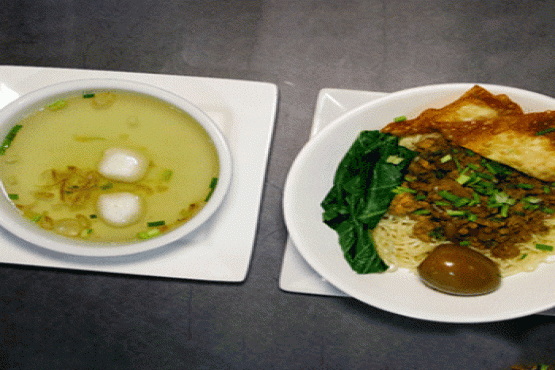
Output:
[417,243,501,296]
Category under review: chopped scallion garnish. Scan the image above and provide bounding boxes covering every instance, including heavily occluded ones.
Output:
[412,209,430,215]
[386,155,404,165]
[536,127,555,136]
[435,201,451,207]
[147,220,165,227]
[394,115,407,122]
[160,169,173,181]
[536,244,554,252]
[415,194,426,201]
[440,154,452,163]
[446,209,466,217]
[80,229,93,238]
[204,177,218,201]
[138,228,161,239]
[456,174,472,185]
[453,197,470,207]
[392,186,416,194]
[8,193,19,200]
[48,99,67,111]
[83,93,95,99]
[500,204,510,217]
[525,196,542,204]
[0,124,23,155]
[459,240,471,246]
[100,183,113,190]
[438,190,460,203]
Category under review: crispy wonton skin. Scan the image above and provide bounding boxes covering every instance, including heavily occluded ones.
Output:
[381,85,524,136]
[382,85,555,182]
[435,111,555,182]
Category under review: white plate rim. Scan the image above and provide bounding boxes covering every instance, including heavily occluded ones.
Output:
[283,82,555,323]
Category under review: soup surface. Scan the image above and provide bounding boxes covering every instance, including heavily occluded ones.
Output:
[0,91,220,242]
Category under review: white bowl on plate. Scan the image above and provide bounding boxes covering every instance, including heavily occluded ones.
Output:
[0,78,232,257]
[283,83,555,323]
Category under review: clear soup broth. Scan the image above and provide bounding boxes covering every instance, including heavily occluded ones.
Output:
[0,91,220,243]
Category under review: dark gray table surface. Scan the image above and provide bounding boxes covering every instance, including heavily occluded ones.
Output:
[2,1,555,369]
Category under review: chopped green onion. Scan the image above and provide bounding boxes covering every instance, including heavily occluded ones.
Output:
[8,193,19,200]
[474,171,494,181]
[453,197,470,207]
[446,209,466,217]
[392,186,416,194]
[465,149,475,156]
[386,155,404,165]
[412,209,431,215]
[138,228,161,239]
[204,177,218,201]
[48,99,67,111]
[543,207,555,214]
[467,163,480,170]
[459,240,471,246]
[516,183,534,189]
[494,192,515,205]
[83,93,95,99]
[394,115,407,122]
[544,186,551,194]
[536,127,555,136]
[100,183,113,190]
[435,201,451,207]
[415,193,426,201]
[467,212,478,222]
[536,244,554,252]
[456,174,472,185]
[80,229,93,238]
[483,162,498,176]
[30,214,42,222]
[500,204,510,217]
[89,214,97,219]
[160,169,173,182]
[440,154,452,163]
[147,220,165,227]
[520,253,528,260]
[525,196,542,204]
[0,124,23,155]
[468,192,481,206]
[438,190,460,203]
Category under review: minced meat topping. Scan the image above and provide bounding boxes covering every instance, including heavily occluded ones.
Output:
[389,135,555,259]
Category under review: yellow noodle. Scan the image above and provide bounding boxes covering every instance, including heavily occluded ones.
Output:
[373,214,555,277]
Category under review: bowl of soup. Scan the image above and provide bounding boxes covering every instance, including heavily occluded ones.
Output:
[0,78,232,257]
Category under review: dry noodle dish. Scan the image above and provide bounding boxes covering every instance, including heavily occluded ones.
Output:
[321,85,555,296]
[0,91,220,243]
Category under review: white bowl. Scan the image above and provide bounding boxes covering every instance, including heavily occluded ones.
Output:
[0,78,232,257]
[283,83,555,323]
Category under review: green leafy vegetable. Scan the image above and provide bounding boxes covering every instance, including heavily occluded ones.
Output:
[321,131,416,274]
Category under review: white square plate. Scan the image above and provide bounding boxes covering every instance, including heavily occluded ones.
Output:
[0,66,278,282]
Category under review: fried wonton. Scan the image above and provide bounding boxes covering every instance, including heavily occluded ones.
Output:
[382,85,555,182]
[435,111,555,181]
[381,85,524,136]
